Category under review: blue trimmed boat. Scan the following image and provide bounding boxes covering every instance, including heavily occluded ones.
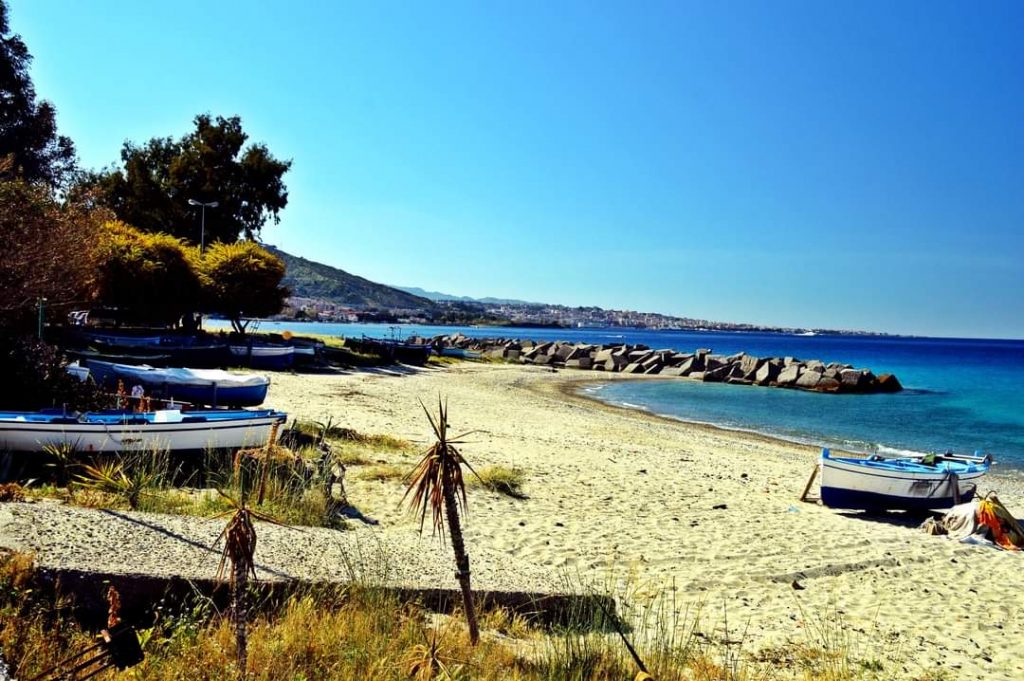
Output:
[84,360,270,407]
[0,408,286,453]
[819,448,991,511]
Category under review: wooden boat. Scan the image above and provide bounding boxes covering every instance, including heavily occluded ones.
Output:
[84,360,270,407]
[102,342,232,369]
[83,332,165,347]
[0,408,286,453]
[66,348,174,366]
[819,448,991,511]
[345,337,432,366]
[229,344,295,370]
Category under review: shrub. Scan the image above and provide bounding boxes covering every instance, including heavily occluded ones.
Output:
[0,334,106,411]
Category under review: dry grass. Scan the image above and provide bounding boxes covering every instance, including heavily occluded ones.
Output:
[0,551,943,680]
[359,464,407,482]
[472,465,528,499]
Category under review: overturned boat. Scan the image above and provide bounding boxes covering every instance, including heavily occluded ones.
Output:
[820,448,991,511]
[85,360,270,407]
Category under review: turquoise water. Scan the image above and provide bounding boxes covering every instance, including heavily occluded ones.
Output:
[221,321,1024,469]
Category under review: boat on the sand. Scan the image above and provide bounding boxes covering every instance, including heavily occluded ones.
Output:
[819,448,991,511]
[0,408,286,453]
[344,336,432,365]
[229,344,295,370]
[84,360,270,407]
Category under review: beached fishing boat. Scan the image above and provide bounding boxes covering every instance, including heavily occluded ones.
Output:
[819,448,991,511]
[229,344,295,370]
[73,340,232,369]
[345,336,432,365]
[0,408,286,453]
[84,360,270,407]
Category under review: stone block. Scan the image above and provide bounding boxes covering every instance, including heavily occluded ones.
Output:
[777,364,802,386]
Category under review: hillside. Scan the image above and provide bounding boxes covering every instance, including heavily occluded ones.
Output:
[394,286,540,306]
[266,246,434,310]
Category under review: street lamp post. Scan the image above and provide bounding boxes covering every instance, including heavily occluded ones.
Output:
[187,199,219,252]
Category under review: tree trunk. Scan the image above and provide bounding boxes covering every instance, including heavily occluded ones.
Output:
[233,563,248,679]
[443,484,478,644]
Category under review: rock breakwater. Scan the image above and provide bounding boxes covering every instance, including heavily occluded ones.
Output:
[422,335,902,394]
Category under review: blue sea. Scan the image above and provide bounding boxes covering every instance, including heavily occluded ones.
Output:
[219,320,1024,470]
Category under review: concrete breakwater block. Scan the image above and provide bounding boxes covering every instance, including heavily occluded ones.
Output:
[428,334,902,394]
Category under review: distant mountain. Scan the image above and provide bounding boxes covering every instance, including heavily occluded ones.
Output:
[395,286,541,306]
[266,246,434,310]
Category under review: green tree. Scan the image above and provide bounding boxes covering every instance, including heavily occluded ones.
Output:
[0,1,76,188]
[81,114,291,244]
[201,241,288,334]
[94,221,203,326]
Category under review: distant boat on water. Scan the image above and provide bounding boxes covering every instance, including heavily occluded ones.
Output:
[819,448,991,511]
[84,360,270,407]
[0,408,286,453]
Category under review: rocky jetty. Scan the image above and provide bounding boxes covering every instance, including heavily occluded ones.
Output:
[420,334,903,394]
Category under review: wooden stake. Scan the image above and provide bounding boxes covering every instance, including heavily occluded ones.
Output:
[800,463,819,502]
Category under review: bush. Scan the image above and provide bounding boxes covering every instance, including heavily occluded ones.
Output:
[94,220,203,326]
[0,334,106,411]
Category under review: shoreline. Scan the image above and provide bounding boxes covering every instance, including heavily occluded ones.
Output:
[539,369,1024,482]
[541,371,828,456]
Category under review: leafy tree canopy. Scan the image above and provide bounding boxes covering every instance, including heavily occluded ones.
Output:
[0,179,104,331]
[201,241,288,333]
[0,1,76,188]
[82,114,291,244]
[94,220,203,326]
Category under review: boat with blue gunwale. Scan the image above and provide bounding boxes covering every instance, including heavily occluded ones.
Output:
[0,408,285,453]
[819,448,991,511]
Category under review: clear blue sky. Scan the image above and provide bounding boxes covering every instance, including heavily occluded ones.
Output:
[10,1,1024,338]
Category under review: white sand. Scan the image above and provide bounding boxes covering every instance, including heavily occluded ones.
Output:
[3,362,1022,678]
[265,363,1024,679]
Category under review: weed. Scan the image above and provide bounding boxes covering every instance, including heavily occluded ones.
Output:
[359,464,406,482]
[472,465,528,499]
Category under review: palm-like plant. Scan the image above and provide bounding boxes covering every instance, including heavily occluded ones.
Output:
[402,397,481,645]
[75,459,157,510]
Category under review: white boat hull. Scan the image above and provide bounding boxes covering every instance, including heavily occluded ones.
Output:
[820,455,988,511]
[0,416,283,453]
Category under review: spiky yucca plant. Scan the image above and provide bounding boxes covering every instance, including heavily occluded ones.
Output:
[402,397,481,645]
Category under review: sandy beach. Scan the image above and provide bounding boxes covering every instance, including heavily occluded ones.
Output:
[3,362,1022,678]
[262,362,1023,679]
